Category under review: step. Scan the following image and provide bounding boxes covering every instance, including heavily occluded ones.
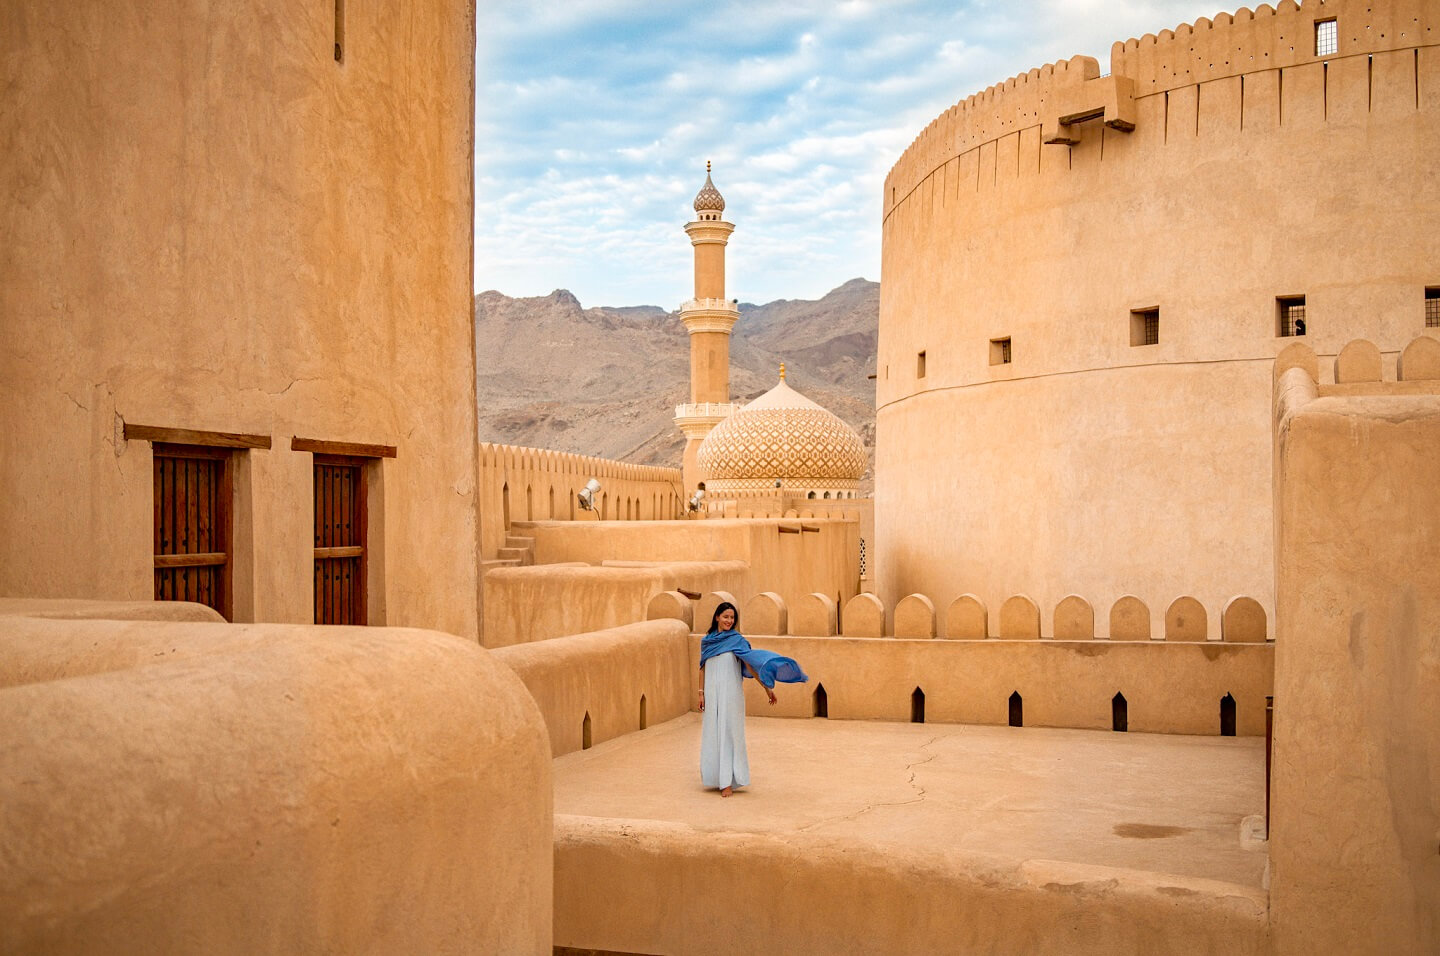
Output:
[505,535,535,549]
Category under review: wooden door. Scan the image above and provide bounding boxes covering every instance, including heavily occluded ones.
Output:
[153,443,232,619]
[313,455,366,624]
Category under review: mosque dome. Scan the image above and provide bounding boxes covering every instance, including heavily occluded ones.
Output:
[693,165,725,214]
[697,370,866,496]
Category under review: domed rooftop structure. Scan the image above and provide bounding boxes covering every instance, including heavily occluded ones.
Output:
[692,161,725,217]
[697,366,866,500]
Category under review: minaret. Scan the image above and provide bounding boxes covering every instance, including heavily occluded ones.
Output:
[674,162,739,494]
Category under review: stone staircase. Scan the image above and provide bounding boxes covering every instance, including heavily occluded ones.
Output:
[486,532,535,571]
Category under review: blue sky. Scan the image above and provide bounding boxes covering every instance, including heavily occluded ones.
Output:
[475,1,1225,307]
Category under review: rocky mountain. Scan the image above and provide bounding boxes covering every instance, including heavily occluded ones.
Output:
[474,279,878,482]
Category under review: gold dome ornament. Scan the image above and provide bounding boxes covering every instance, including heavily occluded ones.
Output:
[693,160,726,214]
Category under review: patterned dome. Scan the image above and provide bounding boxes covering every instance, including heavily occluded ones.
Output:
[697,376,866,484]
[693,167,725,213]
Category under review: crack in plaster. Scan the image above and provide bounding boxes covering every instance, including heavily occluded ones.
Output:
[797,731,952,834]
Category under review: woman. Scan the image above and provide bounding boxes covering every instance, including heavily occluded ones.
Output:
[699,602,807,797]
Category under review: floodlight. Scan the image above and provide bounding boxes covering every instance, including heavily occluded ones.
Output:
[577,478,601,511]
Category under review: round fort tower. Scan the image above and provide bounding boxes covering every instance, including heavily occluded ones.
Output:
[875,0,1440,638]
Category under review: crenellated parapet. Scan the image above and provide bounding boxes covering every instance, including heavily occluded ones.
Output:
[883,54,1098,218]
[477,441,684,562]
[883,0,1440,220]
[1111,0,1436,94]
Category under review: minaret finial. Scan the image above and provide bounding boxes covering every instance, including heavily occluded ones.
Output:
[707,159,712,173]
[779,362,786,381]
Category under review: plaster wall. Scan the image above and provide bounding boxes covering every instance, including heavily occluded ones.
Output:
[0,2,479,637]
[554,816,1268,955]
[0,602,552,954]
[1269,380,1440,952]
[522,517,861,611]
[690,634,1272,735]
[482,560,746,648]
[876,0,1440,637]
[491,619,691,756]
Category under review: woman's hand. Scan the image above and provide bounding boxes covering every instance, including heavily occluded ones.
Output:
[766,687,777,706]
[698,689,705,712]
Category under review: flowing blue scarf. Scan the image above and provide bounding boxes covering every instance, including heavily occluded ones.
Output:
[699,629,808,689]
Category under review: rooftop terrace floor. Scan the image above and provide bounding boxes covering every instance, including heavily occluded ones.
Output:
[553,713,1268,888]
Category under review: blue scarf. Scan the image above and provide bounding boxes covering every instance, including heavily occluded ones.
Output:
[699,629,808,689]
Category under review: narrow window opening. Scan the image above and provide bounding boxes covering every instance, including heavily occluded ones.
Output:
[526,485,533,521]
[1221,693,1237,736]
[1425,287,1440,328]
[916,350,927,379]
[1277,296,1307,337]
[813,683,829,718]
[1112,692,1129,732]
[1008,691,1023,727]
[911,687,926,724]
[582,711,593,750]
[502,481,511,530]
[989,337,1012,366]
[1315,18,1338,57]
[334,0,345,62]
[639,694,648,731]
[1130,308,1160,346]
[1323,61,1329,119]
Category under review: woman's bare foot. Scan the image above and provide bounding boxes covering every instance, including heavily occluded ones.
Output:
[720,786,733,797]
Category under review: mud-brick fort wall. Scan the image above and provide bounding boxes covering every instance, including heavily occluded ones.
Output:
[876,0,1440,637]
[0,4,480,637]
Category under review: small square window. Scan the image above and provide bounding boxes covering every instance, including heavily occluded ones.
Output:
[917,350,927,378]
[1315,19,1338,57]
[989,337,1012,366]
[1278,296,1307,337]
[1130,308,1160,346]
[1426,287,1440,328]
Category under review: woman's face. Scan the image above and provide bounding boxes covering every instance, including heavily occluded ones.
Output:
[717,607,735,630]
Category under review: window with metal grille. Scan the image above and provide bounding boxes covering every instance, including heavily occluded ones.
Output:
[1315,18,1338,57]
[1426,287,1440,328]
[153,443,232,620]
[1130,308,1160,346]
[989,336,1012,365]
[1277,296,1307,337]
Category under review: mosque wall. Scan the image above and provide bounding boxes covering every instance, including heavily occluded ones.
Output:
[0,2,479,636]
[0,600,553,953]
[876,0,1440,640]
[1268,352,1440,953]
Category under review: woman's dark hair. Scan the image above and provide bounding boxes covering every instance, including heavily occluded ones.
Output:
[707,601,739,635]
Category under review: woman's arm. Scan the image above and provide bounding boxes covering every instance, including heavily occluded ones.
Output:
[698,662,705,711]
[742,661,778,705]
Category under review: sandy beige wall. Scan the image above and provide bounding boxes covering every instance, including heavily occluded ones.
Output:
[876,0,1440,634]
[689,635,1272,735]
[554,816,1269,955]
[523,517,861,609]
[0,2,479,637]
[491,619,691,757]
[482,560,747,648]
[1269,385,1440,953]
[0,604,552,954]
[476,443,682,561]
